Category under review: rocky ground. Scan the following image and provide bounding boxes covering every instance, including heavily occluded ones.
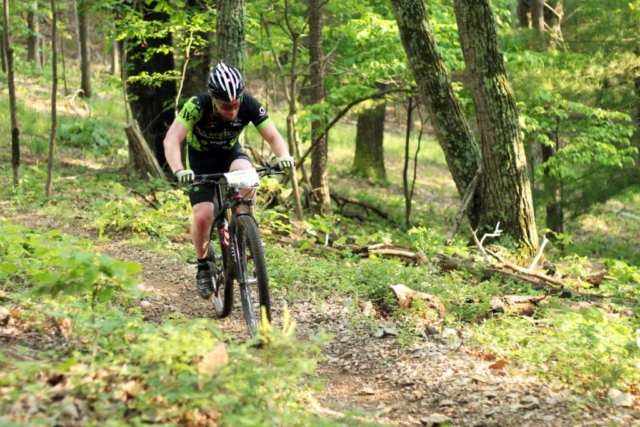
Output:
[5,212,640,427]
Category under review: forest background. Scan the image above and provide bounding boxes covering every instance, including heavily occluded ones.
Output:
[1,0,640,426]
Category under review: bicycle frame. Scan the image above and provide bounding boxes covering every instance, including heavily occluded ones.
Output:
[212,184,258,288]
[197,166,277,288]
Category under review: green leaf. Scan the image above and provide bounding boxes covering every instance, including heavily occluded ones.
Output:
[54,357,78,372]
[298,240,312,251]
[82,268,100,287]
[1,263,18,274]
[32,270,54,284]
[97,287,114,303]
[582,307,605,324]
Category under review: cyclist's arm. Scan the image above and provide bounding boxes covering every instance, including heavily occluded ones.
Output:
[163,120,189,173]
[258,122,290,158]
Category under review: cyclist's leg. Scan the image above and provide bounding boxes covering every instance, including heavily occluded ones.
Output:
[188,147,224,299]
[191,202,214,259]
[188,146,226,258]
[189,192,216,299]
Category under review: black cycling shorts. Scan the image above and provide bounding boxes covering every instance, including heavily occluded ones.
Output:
[187,144,252,206]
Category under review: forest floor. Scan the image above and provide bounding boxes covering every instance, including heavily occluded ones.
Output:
[6,207,640,427]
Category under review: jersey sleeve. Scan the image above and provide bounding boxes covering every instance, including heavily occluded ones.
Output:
[245,95,272,130]
[176,96,204,131]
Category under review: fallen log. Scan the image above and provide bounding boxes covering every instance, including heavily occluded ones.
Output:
[490,294,550,316]
[436,253,638,305]
[390,284,447,317]
[124,120,166,180]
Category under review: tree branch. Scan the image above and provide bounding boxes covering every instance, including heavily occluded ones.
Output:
[297,88,410,167]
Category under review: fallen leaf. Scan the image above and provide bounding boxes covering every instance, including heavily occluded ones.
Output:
[488,359,508,370]
[198,342,229,376]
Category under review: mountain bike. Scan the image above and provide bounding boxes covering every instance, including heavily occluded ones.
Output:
[190,164,283,338]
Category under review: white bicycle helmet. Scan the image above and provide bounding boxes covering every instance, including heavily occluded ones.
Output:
[206,63,245,102]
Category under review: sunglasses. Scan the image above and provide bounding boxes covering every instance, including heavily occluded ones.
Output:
[214,97,242,112]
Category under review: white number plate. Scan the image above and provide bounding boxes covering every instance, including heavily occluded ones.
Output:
[224,169,261,189]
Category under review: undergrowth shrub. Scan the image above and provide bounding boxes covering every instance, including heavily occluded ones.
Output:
[0,220,338,427]
[471,306,640,395]
[90,182,191,241]
[58,118,126,156]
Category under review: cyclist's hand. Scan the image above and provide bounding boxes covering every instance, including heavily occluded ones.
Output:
[174,169,195,183]
[275,156,295,171]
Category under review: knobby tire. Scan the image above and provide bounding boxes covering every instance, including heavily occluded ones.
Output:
[236,215,271,337]
[210,238,234,318]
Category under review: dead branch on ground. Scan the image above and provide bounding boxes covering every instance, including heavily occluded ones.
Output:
[276,236,426,264]
[330,193,392,222]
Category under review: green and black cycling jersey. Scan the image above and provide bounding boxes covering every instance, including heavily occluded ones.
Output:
[176,93,272,152]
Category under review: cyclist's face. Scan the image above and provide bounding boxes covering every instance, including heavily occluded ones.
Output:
[213,97,241,121]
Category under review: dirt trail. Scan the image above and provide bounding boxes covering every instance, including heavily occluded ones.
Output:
[8,212,640,427]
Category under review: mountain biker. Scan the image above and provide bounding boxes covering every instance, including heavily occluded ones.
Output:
[163,62,295,300]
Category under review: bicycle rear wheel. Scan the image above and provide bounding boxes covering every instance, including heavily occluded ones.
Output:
[236,215,271,337]
[209,241,234,318]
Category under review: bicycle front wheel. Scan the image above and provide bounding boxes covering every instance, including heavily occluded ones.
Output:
[236,215,271,337]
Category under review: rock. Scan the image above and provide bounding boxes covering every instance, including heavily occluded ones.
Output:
[360,300,375,317]
[426,325,439,335]
[484,391,498,399]
[360,387,376,395]
[608,389,636,407]
[521,395,540,409]
[420,414,451,426]
[374,323,398,338]
[0,306,10,325]
[545,397,560,406]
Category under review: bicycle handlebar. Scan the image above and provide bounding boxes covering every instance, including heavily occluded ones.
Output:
[190,163,285,186]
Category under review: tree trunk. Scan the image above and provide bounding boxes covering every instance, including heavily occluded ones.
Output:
[1,32,6,72]
[403,97,422,229]
[60,32,68,96]
[127,1,177,170]
[390,0,482,227]
[308,0,331,213]
[516,0,531,28]
[353,97,387,182]
[78,0,91,98]
[530,0,546,49]
[531,0,544,33]
[547,1,564,50]
[27,1,41,69]
[454,0,539,256]
[3,0,19,186]
[73,0,81,61]
[46,0,58,197]
[110,39,120,76]
[215,0,245,70]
